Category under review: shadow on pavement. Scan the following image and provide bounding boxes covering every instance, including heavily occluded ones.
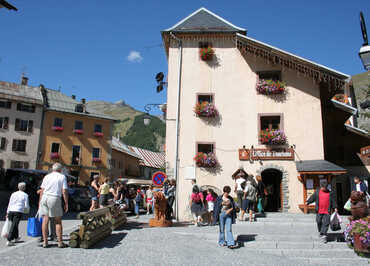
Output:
[120,221,145,230]
[90,232,127,249]
[327,232,345,242]
[236,234,257,247]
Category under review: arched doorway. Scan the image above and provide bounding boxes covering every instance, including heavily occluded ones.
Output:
[261,169,283,212]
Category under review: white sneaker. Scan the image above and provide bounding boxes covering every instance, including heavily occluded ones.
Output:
[6,241,15,246]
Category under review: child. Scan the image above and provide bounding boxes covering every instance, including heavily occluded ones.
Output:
[206,189,217,225]
[134,189,143,218]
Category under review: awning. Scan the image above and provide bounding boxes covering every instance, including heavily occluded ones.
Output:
[295,160,347,174]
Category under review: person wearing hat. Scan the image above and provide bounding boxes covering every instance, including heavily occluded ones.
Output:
[89,175,100,211]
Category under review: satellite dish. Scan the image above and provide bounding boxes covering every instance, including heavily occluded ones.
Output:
[360,12,368,46]
[155,72,164,83]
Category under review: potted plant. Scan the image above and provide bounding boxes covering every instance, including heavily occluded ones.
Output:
[344,217,370,254]
[260,129,287,145]
[199,47,214,61]
[73,129,83,135]
[256,79,286,95]
[194,152,218,168]
[50,152,59,159]
[52,126,63,132]
[93,132,104,137]
[194,102,218,118]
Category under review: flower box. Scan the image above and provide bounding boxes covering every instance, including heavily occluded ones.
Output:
[256,79,286,95]
[50,152,60,159]
[199,47,214,61]
[93,132,104,137]
[260,129,287,145]
[194,102,218,117]
[194,152,218,168]
[332,94,349,104]
[344,217,370,254]
[52,126,63,132]
[92,158,101,163]
[73,129,83,135]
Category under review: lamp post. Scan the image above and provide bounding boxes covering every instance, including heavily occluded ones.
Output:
[143,103,166,126]
[359,12,370,70]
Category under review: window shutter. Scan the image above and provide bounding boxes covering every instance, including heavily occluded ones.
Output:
[28,120,33,133]
[4,117,8,129]
[12,139,16,151]
[15,119,20,131]
[0,137,5,150]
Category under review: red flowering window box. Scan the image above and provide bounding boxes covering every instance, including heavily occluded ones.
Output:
[52,126,64,132]
[50,152,60,159]
[73,129,83,135]
[199,47,214,61]
[194,152,218,168]
[92,157,101,163]
[93,132,104,137]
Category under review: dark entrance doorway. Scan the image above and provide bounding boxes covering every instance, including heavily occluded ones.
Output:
[261,169,282,212]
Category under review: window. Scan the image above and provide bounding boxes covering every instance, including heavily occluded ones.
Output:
[111,159,116,168]
[10,161,29,169]
[51,143,60,153]
[197,94,213,104]
[12,139,26,152]
[0,137,6,150]
[92,148,100,159]
[74,121,83,130]
[0,159,4,168]
[17,103,35,113]
[199,42,212,48]
[54,118,63,127]
[118,161,123,169]
[258,71,281,81]
[94,124,102,133]
[72,145,81,165]
[260,115,281,131]
[0,117,9,129]
[197,143,214,154]
[15,119,33,132]
[0,100,11,109]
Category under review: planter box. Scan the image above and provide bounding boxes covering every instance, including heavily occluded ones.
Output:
[194,103,218,118]
[354,233,370,253]
[260,129,287,145]
[73,129,83,135]
[256,79,286,95]
[194,152,218,168]
[52,126,63,132]
[93,132,104,137]
[92,158,101,163]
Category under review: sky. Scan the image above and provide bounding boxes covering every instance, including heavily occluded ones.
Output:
[0,1,369,114]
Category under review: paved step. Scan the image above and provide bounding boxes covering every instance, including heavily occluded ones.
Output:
[255,248,358,258]
[243,240,348,249]
[297,257,369,265]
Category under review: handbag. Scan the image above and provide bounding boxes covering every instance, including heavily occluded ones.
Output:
[344,198,351,211]
[330,212,341,231]
[27,216,43,237]
[1,218,12,238]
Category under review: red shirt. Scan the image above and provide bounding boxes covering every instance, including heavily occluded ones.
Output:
[318,190,330,214]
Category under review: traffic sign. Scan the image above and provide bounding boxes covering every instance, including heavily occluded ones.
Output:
[152,171,167,186]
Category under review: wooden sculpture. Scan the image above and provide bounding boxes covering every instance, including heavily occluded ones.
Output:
[149,191,172,227]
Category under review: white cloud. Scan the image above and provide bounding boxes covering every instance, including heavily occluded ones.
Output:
[127,50,143,63]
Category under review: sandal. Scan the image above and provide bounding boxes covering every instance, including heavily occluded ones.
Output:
[42,243,50,248]
[58,242,68,248]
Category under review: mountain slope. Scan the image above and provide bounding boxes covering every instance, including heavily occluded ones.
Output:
[352,71,370,132]
[87,100,165,152]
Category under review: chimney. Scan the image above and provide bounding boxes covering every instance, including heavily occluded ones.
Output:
[71,95,76,100]
[21,76,28,86]
[81,98,86,104]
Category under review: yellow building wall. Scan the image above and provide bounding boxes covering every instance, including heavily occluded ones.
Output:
[38,110,113,184]
[111,149,141,178]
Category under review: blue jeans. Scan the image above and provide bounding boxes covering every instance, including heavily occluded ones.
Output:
[218,211,235,246]
[135,202,139,215]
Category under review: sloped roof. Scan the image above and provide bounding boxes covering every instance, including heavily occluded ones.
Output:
[0,81,43,105]
[112,137,142,159]
[295,160,346,173]
[164,7,246,34]
[128,146,165,169]
[45,88,115,121]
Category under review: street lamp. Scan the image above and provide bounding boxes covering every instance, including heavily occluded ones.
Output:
[143,103,166,126]
[359,12,370,70]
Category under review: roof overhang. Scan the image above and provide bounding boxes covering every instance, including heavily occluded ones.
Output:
[345,124,370,139]
[331,99,358,115]
[296,160,347,175]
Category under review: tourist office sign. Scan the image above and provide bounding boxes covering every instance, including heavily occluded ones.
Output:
[239,148,294,161]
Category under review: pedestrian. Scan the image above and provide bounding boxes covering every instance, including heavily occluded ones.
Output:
[134,188,143,218]
[213,185,238,249]
[98,177,109,208]
[206,188,217,225]
[166,179,176,219]
[241,180,257,222]
[306,180,338,243]
[190,185,205,226]
[256,175,266,214]
[191,179,199,191]
[352,176,368,193]
[89,175,100,211]
[108,182,117,204]
[39,163,68,248]
[5,182,30,246]
[146,185,154,215]
[37,184,56,243]
[234,173,246,220]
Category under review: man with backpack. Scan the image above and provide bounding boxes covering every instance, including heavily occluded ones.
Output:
[240,180,257,222]
[234,173,246,220]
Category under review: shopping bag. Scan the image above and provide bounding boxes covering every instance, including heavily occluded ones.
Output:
[257,198,263,213]
[344,198,351,211]
[27,217,43,237]
[330,212,341,231]
[1,218,12,239]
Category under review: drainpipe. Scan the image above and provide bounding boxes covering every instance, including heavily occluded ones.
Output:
[169,32,183,221]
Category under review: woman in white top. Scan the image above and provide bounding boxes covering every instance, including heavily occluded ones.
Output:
[6,182,29,246]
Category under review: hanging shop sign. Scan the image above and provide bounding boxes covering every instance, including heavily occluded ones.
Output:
[239,148,294,161]
[360,146,370,158]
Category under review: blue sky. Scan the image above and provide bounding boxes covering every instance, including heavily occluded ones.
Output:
[0,1,369,114]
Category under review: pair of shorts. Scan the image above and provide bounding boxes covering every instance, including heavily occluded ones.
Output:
[99,194,108,206]
[242,199,255,212]
[39,194,63,218]
[92,196,98,201]
[146,198,153,204]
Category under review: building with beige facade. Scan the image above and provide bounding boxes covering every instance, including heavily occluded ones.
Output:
[162,8,369,221]
[0,77,44,170]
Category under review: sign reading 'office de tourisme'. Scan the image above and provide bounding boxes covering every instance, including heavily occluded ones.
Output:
[239,148,295,161]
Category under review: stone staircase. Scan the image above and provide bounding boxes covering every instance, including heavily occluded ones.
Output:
[233,212,369,265]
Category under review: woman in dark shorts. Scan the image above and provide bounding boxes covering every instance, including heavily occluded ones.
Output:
[89,175,100,211]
